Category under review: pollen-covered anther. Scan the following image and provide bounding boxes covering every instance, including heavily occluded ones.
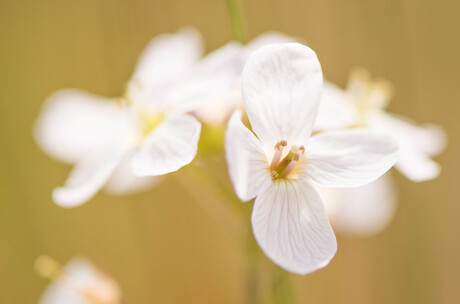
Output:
[271,144,305,179]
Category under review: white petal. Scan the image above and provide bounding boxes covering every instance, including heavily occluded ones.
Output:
[193,86,243,126]
[130,27,203,92]
[368,113,446,181]
[241,43,323,153]
[225,111,272,201]
[300,129,398,187]
[252,180,337,275]
[104,152,160,195]
[34,89,130,163]
[132,114,201,176]
[369,113,447,156]
[314,81,358,131]
[159,42,244,114]
[395,152,441,182]
[316,173,397,236]
[419,123,447,156]
[53,143,128,208]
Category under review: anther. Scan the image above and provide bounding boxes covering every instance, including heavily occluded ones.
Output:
[299,145,305,154]
[368,79,394,110]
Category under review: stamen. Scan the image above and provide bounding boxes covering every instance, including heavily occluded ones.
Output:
[368,79,394,110]
[347,68,395,114]
[270,140,287,169]
[347,68,371,98]
[271,145,305,179]
[349,67,371,83]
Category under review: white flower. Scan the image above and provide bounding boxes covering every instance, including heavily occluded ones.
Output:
[192,31,299,126]
[315,173,397,236]
[225,43,399,274]
[36,256,121,304]
[316,68,447,182]
[34,27,242,207]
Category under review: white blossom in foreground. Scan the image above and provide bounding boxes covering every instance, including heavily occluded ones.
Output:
[316,68,447,182]
[315,173,397,236]
[34,27,242,207]
[36,256,121,304]
[225,43,399,274]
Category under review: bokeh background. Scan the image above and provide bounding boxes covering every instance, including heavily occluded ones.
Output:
[1,0,459,303]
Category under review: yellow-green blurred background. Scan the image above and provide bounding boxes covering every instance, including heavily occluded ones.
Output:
[1,0,459,303]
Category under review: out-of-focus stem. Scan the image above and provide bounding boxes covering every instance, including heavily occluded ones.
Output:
[177,168,247,244]
[226,0,245,44]
[245,234,264,304]
[271,266,294,304]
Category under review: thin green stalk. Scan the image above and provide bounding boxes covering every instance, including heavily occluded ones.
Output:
[177,169,247,244]
[271,266,294,304]
[187,162,248,218]
[226,0,245,44]
[245,233,266,304]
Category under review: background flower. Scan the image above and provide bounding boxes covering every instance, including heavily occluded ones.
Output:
[36,256,121,304]
[316,70,447,182]
[34,28,243,207]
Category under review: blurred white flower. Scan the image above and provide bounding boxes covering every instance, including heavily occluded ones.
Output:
[225,44,398,274]
[316,68,447,182]
[35,27,242,207]
[192,31,299,126]
[36,256,121,304]
[315,173,397,236]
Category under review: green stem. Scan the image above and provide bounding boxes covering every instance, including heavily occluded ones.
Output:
[226,0,245,44]
[271,266,294,304]
[245,235,263,304]
[176,169,247,245]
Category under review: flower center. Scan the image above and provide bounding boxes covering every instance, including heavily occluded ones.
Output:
[137,108,163,138]
[347,68,393,115]
[270,140,305,179]
[115,87,163,140]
